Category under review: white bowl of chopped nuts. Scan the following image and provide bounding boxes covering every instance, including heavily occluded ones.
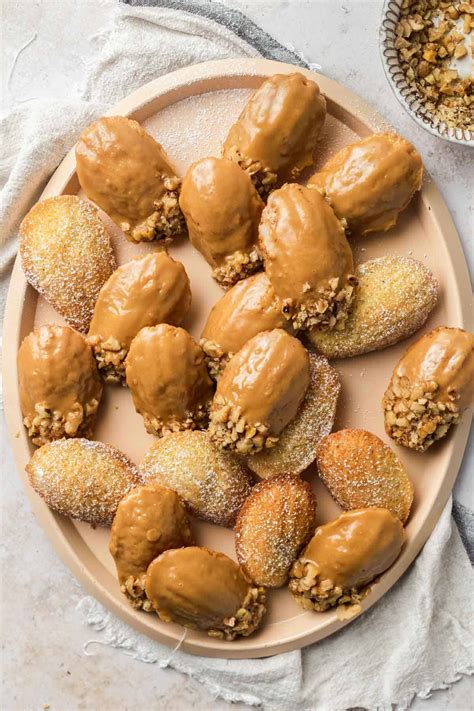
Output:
[380,0,473,145]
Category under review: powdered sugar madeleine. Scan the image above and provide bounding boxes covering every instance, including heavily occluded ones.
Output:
[289,508,404,620]
[307,257,438,359]
[223,72,326,196]
[145,547,266,640]
[383,327,474,452]
[109,485,193,610]
[235,475,316,588]
[247,352,340,479]
[140,431,252,527]
[179,157,264,288]
[18,324,102,447]
[88,252,191,384]
[316,430,413,523]
[26,439,140,526]
[200,272,290,380]
[307,132,423,236]
[126,325,213,438]
[209,329,311,456]
[259,184,357,332]
[76,116,185,243]
[20,196,116,332]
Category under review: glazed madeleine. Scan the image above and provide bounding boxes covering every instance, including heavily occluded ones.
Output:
[140,431,252,527]
[383,326,474,451]
[18,325,102,447]
[200,272,290,379]
[308,132,423,236]
[317,429,414,523]
[125,325,213,438]
[179,157,263,288]
[209,329,311,455]
[223,72,326,195]
[289,508,404,619]
[76,116,185,243]
[26,439,140,526]
[88,252,191,384]
[235,475,316,588]
[109,484,193,610]
[20,196,116,332]
[248,353,340,478]
[145,547,266,640]
[259,184,356,331]
[308,257,438,359]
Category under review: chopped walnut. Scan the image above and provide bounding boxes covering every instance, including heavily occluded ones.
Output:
[209,394,279,455]
[123,177,186,243]
[207,586,266,640]
[23,399,99,447]
[224,145,278,198]
[282,275,357,332]
[212,246,263,289]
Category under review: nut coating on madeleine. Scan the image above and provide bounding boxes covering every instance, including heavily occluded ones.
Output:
[88,252,191,384]
[179,157,264,287]
[383,326,474,451]
[317,429,414,523]
[126,325,213,438]
[209,329,311,455]
[145,547,266,640]
[259,184,356,332]
[140,431,252,527]
[235,474,316,587]
[20,196,116,332]
[76,116,184,243]
[109,484,193,610]
[26,438,140,526]
[308,257,438,359]
[289,508,404,619]
[308,132,423,236]
[223,72,326,195]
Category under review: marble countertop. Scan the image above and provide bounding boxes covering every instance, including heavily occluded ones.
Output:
[1,1,472,709]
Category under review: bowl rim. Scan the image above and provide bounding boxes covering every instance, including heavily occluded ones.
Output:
[379,0,474,146]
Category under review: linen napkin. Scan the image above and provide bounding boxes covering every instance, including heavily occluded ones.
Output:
[1,2,472,709]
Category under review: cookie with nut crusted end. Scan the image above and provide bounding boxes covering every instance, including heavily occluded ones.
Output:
[248,353,340,479]
[126,325,213,438]
[209,329,311,455]
[20,196,116,332]
[18,324,102,447]
[223,72,326,196]
[26,438,140,526]
[308,132,423,236]
[317,429,413,523]
[88,252,191,384]
[109,485,193,610]
[200,272,290,380]
[145,547,266,640]
[308,257,438,359]
[289,508,404,620]
[76,116,185,243]
[235,474,316,588]
[179,157,264,288]
[259,184,356,332]
[140,431,252,527]
[383,326,474,452]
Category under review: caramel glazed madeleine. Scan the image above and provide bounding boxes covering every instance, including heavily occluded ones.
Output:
[18,325,103,447]
[76,116,185,243]
[109,485,193,610]
[145,547,266,640]
[209,329,311,455]
[179,157,264,288]
[383,326,474,452]
[126,324,214,438]
[88,252,191,384]
[289,508,404,620]
[200,272,290,380]
[223,72,326,196]
[259,183,357,332]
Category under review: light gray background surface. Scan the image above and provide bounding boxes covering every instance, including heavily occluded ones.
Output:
[1,1,472,709]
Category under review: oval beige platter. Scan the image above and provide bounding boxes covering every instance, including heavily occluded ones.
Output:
[3,58,472,659]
